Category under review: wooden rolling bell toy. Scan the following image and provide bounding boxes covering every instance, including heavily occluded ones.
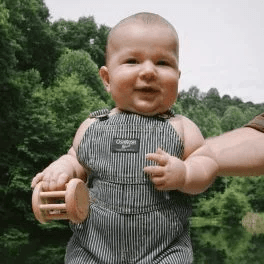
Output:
[32,179,90,224]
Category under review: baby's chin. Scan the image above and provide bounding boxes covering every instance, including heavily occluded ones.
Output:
[119,103,171,116]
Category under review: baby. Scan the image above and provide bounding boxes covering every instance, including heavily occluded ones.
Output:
[32,12,218,264]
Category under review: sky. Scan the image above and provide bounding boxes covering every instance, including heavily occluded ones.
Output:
[44,0,264,104]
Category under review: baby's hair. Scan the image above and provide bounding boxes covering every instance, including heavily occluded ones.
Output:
[105,12,179,65]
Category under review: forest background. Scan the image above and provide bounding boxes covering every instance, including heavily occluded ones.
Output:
[1,0,264,263]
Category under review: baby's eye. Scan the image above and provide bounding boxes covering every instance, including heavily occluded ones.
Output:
[125,58,138,64]
[157,60,170,66]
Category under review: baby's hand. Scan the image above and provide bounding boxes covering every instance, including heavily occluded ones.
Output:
[144,148,186,191]
[31,162,73,192]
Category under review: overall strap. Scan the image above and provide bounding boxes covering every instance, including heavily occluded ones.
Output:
[89,109,110,121]
[155,108,176,119]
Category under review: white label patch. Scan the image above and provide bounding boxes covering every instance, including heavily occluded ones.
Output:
[111,138,140,153]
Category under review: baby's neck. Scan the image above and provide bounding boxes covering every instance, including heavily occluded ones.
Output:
[110,107,173,118]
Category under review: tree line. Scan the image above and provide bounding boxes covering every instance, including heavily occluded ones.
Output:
[0,0,264,263]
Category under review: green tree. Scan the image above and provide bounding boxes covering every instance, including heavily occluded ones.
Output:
[221,106,245,132]
[243,107,260,123]
[0,36,109,263]
[187,86,201,99]
[92,24,110,67]
[0,228,30,264]
[192,225,252,264]
[194,181,252,225]
[204,87,224,116]
[172,101,184,115]
[0,69,43,197]
[178,86,200,112]
[219,187,252,226]
[194,191,223,218]
[0,71,108,263]
[55,49,109,102]
[229,177,264,212]
[25,245,66,264]
[0,0,62,195]
[16,71,108,171]
[3,0,61,84]
[0,2,20,84]
[0,69,45,264]
[51,17,110,68]
[184,103,222,138]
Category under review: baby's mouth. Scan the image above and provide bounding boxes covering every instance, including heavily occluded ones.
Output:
[136,87,159,93]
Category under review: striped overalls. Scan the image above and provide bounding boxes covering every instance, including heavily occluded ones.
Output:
[65,109,193,264]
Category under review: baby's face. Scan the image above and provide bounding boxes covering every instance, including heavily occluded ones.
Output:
[100,22,181,116]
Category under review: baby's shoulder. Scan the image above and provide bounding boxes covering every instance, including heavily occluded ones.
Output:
[169,114,200,129]
[72,117,97,152]
[79,117,97,132]
[169,115,204,159]
[168,114,192,140]
[73,108,113,151]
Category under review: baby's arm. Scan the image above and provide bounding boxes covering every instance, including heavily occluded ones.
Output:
[144,116,218,195]
[31,118,95,191]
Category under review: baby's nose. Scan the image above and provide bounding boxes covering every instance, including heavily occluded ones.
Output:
[139,61,157,82]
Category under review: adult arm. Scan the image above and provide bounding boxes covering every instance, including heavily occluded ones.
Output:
[206,126,264,176]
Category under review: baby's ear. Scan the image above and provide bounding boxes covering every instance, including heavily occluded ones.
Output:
[99,66,110,92]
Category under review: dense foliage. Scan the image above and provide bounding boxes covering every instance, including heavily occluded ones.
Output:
[0,0,264,263]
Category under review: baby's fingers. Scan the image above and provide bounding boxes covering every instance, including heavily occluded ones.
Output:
[57,173,71,190]
[42,174,55,192]
[31,172,44,189]
[42,172,70,192]
[144,165,164,176]
[146,153,168,166]
[144,166,166,190]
